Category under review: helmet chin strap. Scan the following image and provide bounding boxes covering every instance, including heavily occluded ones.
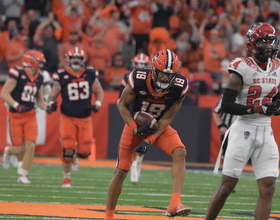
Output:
[156,81,169,89]
[71,64,81,71]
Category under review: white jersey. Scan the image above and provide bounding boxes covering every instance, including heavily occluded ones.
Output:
[41,70,51,84]
[228,57,280,126]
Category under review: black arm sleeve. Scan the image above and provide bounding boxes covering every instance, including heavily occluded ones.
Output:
[222,88,255,115]
[272,92,280,102]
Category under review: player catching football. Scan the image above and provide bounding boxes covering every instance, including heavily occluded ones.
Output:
[205,22,280,220]
[104,49,192,219]
[47,47,104,188]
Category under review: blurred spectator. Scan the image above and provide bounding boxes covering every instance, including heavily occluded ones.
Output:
[191,60,214,94]
[199,19,227,81]
[18,12,31,39]
[242,0,260,25]
[55,0,91,42]
[34,12,62,72]
[51,0,65,16]
[256,0,273,22]
[104,52,129,90]
[87,36,111,77]
[32,34,52,73]
[57,31,86,69]
[85,0,103,15]
[81,23,102,54]
[26,9,40,40]
[179,0,205,36]
[100,9,130,56]
[24,0,48,17]
[230,23,249,56]
[152,0,173,30]
[123,0,156,55]
[181,41,203,73]
[169,0,184,37]
[2,0,24,27]
[0,20,24,68]
[147,27,177,59]
[5,28,25,69]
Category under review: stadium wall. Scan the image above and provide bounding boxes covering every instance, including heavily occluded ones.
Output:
[1,87,280,163]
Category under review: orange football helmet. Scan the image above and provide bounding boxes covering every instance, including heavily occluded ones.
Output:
[66,47,86,70]
[22,50,44,70]
[132,53,150,68]
[151,49,181,89]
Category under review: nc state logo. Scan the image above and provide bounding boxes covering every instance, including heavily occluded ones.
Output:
[244,131,250,139]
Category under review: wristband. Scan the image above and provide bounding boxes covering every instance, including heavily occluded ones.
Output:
[95,100,102,107]
[217,123,228,129]
[129,121,137,131]
[13,102,19,109]
[146,134,156,144]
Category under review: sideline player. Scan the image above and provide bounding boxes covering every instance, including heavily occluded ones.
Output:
[105,49,192,220]
[205,22,280,220]
[47,47,104,188]
[119,53,150,183]
[1,50,48,183]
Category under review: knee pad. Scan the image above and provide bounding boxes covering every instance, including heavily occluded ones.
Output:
[77,152,90,159]
[62,149,75,163]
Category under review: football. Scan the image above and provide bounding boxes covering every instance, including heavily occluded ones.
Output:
[133,111,159,131]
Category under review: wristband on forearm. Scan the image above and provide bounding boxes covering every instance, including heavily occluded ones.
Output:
[217,123,228,129]
[129,121,137,131]
[146,134,156,144]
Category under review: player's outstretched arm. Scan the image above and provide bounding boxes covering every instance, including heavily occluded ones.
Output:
[0,77,18,107]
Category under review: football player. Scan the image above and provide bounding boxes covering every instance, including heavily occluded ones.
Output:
[47,47,104,188]
[205,22,280,220]
[120,53,150,183]
[105,49,192,220]
[1,50,48,183]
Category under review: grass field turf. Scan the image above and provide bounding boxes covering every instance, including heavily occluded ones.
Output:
[0,157,279,220]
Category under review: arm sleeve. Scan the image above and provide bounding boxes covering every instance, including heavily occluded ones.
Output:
[222,88,255,115]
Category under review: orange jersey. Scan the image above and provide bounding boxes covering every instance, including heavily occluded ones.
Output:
[87,46,111,72]
[203,40,227,73]
[124,2,153,34]
[104,66,129,88]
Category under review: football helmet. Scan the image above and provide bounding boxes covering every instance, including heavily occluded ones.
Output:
[22,50,43,70]
[67,47,86,70]
[151,49,180,89]
[246,22,279,62]
[132,53,150,68]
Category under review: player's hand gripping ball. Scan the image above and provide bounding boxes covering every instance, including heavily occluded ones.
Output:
[133,111,159,136]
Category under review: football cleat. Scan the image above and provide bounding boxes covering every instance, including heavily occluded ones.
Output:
[62,178,71,188]
[130,160,139,183]
[71,157,79,172]
[2,146,11,169]
[166,204,192,218]
[18,176,31,184]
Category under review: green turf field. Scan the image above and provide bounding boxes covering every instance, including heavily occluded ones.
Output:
[0,162,279,219]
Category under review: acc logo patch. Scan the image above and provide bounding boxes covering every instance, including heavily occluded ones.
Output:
[244,131,250,139]
[140,91,147,95]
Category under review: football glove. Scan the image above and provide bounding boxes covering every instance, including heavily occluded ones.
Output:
[15,104,30,113]
[136,122,157,136]
[133,141,149,154]
[88,105,100,113]
[256,101,280,116]
[46,101,58,114]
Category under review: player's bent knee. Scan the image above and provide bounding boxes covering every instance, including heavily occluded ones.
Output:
[77,153,89,158]
[62,149,75,163]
